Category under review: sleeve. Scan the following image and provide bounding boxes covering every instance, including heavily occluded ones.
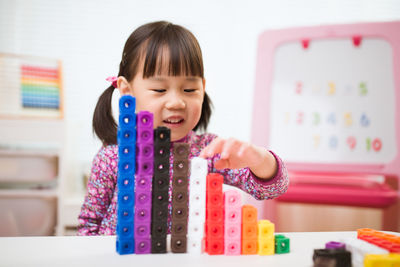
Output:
[209,150,289,200]
[77,147,117,235]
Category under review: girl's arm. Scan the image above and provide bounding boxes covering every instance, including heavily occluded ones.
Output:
[77,146,117,235]
[199,137,289,200]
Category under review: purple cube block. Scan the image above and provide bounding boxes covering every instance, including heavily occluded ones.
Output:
[134,206,151,222]
[135,238,151,254]
[137,159,154,176]
[136,176,152,191]
[325,241,346,250]
[135,223,151,238]
[135,190,151,206]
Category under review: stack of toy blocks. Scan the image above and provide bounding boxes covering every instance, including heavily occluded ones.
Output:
[258,220,275,255]
[171,143,190,253]
[241,205,258,254]
[187,157,208,253]
[357,228,400,266]
[134,111,154,254]
[151,127,171,253]
[224,190,242,255]
[116,95,137,255]
[312,243,351,267]
[205,173,224,255]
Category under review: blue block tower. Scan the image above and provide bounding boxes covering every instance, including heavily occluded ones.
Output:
[116,95,137,255]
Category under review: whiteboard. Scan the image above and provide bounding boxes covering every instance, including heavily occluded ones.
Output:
[251,21,400,175]
[269,38,396,164]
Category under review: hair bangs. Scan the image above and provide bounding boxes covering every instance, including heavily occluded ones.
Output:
[142,25,204,78]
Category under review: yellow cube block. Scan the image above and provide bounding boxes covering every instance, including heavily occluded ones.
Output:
[364,254,400,267]
[258,220,275,239]
[258,237,274,255]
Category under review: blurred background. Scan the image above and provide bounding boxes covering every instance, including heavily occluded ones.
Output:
[0,0,399,236]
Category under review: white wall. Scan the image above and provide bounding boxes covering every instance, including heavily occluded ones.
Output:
[1,0,400,193]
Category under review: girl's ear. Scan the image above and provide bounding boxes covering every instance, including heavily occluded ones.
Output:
[202,78,206,91]
[117,76,131,96]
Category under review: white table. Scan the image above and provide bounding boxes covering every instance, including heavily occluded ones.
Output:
[0,232,360,267]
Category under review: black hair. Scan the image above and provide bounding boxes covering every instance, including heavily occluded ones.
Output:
[93,21,212,145]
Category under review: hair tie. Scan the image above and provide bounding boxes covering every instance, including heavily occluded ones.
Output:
[106,76,118,88]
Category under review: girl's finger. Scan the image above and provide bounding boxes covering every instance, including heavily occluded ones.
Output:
[214,158,229,169]
[220,138,238,159]
[199,137,225,158]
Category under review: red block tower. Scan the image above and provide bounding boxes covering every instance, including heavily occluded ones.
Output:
[205,173,224,255]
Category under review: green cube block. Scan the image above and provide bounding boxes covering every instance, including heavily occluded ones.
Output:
[275,234,290,254]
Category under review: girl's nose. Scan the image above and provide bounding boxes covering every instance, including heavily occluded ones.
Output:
[165,93,186,110]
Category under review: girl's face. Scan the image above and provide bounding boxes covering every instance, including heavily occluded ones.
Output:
[123,71,205,142]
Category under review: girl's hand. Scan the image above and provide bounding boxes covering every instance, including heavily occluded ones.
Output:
[199,137,277,180]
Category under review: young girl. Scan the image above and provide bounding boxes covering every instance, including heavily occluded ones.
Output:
[77,21,288,236]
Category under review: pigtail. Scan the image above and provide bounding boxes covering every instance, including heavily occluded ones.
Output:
[194,91,213,132]
[92,85,118,145]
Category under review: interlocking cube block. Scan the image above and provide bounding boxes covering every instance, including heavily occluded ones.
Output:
[118,190,135,207]
[134,224,150,238]
[207,208,224,223]
[118,160,135,176]
[224,190,241,208]
[172,206,188,221]
[207,173,223,192]
[225,239,241,255]
[137,143,154,159]
[325,241,345,250]
[207,192,224,206]
[116,221,134,238]
[312,249,351,267]
[154,159,169,176]
[225,224,241,240]
[242,205,257,223]
[116,236,135,255]
[188,222,204,237]
[242,239,257,255]
[207,239,224,255]
[171,236,187,253]
[136,159,154,176]
[225,209,241,224]
[135,238,151,254]
[172,191,188,205]
[119,113,136,129]
[135,176,152,191]
[207,222,224,239]
[154,126,170,143]
[152,175,169,191]
[173,143,190,159]
[187,237,203,254]
[117,175,135,191]
[243,223,257,239]
[275,234,290,254]
[171,221,188,236]
[151,238,167,254]
[364,253,400,267]
[258,220,274,239]
[151,221,168,237]
[173,160,189,176]
[118,144,135,160]
[135,191,151,206]
[117,205,134,222]
[258,237,274,255]
[134,206,151,222]
[119,95,136,113]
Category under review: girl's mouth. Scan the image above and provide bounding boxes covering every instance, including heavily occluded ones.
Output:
[163,118,184,125]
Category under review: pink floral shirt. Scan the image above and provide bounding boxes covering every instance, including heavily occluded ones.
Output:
[77,131,289,235]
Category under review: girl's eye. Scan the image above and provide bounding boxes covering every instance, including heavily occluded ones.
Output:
[151,89,166,93]
[184,89,196,93]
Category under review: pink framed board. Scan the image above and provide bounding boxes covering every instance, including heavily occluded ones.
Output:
[251,21,400,177]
